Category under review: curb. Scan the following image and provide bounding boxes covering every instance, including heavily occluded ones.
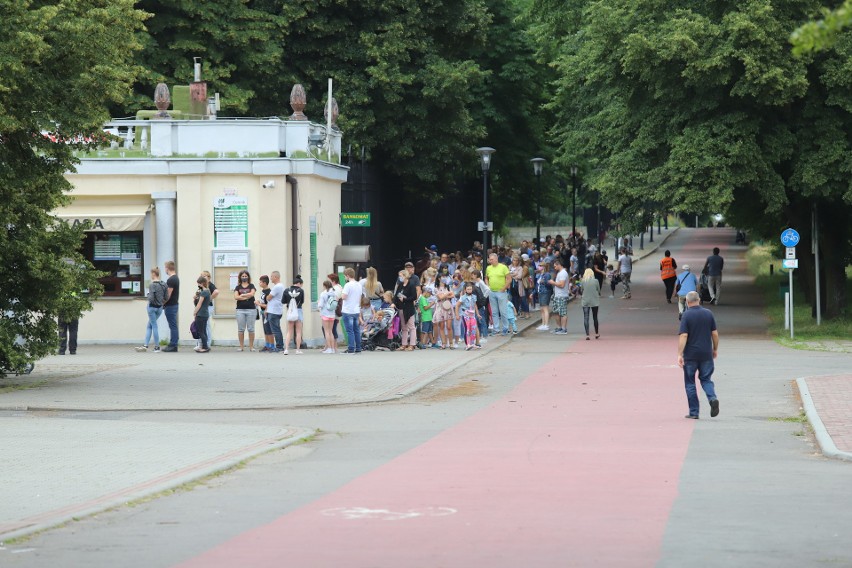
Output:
[796,377,852,463]
[0,426,316,543]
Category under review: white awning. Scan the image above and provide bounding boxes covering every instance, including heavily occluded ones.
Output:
[54,202,150,232]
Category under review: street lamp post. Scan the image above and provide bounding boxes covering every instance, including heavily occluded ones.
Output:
[570,165,578,238]
[530,158,546,249]
[476,147,496,252]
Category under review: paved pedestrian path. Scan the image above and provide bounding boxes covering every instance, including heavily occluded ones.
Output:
[2,224,850,557]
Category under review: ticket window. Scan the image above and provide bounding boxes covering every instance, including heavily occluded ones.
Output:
[211,251,251,317]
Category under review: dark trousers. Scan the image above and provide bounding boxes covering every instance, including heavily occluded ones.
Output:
[195,315,209,349]
[582,306,599,336]
[164,304,179,347]
[663,276,677,300]
[58,318,78,354]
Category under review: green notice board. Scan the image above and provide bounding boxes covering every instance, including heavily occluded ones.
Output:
[341,212,371,227]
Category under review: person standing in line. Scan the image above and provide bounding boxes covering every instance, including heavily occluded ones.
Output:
[549,258,570,335]
[394,267,418,351]
[362,267,385,311]
[136,266,167,352]
[282,276,305,355]
[455,282,481,350]
[326,273,344,346]
[536,262,553,331]
[196,270,218,348]
[319,280,338,354]
[255,275,274,352]
[591,249,607,293]
[485,253,511,336]
[162,260,180,352]
[678,290,720,419]
[265,271,285,352]
[471,269,490,342]
[193,275,211,353]
[616,247,633,299]
[340,267,363,354]
[675,264,698,321]
[580,268,601,340]
[233,270,257,352]
[660,250,678,304]
[703,247,724,305]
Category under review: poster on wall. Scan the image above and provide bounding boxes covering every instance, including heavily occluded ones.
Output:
[213,196,248,248]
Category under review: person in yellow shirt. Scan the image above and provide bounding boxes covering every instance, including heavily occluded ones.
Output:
[484,253,511,335]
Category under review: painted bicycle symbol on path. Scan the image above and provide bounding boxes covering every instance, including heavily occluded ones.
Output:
[320,506,457,521]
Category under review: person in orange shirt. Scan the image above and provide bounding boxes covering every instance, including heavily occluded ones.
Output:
[660,250,678,304]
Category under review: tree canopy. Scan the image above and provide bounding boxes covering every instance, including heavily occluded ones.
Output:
[532,0,852,317]
[0,0,147,370]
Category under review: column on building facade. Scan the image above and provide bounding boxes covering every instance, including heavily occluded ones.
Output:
[152,191,177,267]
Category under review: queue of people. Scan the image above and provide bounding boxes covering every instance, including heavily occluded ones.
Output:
[133,234,627,354]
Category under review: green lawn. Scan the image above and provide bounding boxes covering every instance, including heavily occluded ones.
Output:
[746,243,852,351]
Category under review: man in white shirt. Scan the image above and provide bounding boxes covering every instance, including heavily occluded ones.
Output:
[340,267,363,354]
[617,247,633,299]
[550,259,570,335]
[266,271,285,352]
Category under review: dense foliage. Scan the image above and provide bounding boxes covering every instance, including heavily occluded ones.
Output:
[0,0,146,370]
[532,0,852,317]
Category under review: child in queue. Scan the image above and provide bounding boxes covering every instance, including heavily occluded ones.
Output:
[418,287,435,348]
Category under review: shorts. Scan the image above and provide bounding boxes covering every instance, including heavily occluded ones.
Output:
[550,295,569,316]
[322,315,336,322]
[538,291,552,306]
[262,314,272,336]
[420,321,434,334]
[235,309,256,333]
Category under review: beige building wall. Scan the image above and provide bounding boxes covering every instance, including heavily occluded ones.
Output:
[64,165,346,347]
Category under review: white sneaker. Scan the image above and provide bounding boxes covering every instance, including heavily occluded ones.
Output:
[135,345,147,352]
[322,348,333,354]
[295,350,303,355]
[283,349,289,355]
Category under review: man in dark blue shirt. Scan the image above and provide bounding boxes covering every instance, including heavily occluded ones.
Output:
[677,291,720,419]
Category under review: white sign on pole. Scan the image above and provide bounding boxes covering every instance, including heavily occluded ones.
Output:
[786,247,796,259]
[782,259,798,269]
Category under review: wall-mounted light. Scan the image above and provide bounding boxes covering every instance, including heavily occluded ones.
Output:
[262,180,275,189]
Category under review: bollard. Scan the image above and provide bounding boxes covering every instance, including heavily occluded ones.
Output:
[769,264,773,276]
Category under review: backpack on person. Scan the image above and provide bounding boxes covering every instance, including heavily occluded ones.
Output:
[286,297,299,322]
[150,281,167,307]
[326,294,338,312]
[472,284,487,308]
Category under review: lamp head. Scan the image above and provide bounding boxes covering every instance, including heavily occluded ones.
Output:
[476,147,496,172]
[570,165,578,176]
[530,157,546,177]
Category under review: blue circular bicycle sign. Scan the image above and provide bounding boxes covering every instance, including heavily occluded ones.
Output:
[780,228,800,247]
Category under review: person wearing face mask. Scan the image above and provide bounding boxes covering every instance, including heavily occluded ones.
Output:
[233,270,258,351]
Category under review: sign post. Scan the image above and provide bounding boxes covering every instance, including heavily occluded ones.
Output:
[780,229,800,339]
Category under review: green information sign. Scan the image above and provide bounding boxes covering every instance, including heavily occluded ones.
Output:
[341,212,371,227]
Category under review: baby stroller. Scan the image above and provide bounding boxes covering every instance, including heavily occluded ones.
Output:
[361,305,402,351]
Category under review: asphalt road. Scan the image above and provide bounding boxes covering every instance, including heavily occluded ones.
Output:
[2,228,851,568]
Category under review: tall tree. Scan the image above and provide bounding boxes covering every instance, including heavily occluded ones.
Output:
[130,0,285,114]
[0,0,147,371]
[533,0,852,317]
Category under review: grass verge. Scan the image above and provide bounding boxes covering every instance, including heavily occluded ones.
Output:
[746,243,852,351]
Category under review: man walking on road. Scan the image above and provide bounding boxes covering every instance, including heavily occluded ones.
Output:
[677,291,720,419]
[675,264,697,321]
[616,247,633,299]
[703,247,724,305]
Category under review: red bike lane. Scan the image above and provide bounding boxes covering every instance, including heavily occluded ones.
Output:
[175,230,736,568]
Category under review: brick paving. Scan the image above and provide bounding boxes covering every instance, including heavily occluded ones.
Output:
[801,374,852,453]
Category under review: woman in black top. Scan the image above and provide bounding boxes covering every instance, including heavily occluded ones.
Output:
[193,276,212,353]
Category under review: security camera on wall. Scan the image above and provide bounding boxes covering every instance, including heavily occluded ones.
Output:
[262,180,275,189]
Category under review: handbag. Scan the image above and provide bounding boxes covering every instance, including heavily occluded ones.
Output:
[189,320,199,339]
[441,300,453,310]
